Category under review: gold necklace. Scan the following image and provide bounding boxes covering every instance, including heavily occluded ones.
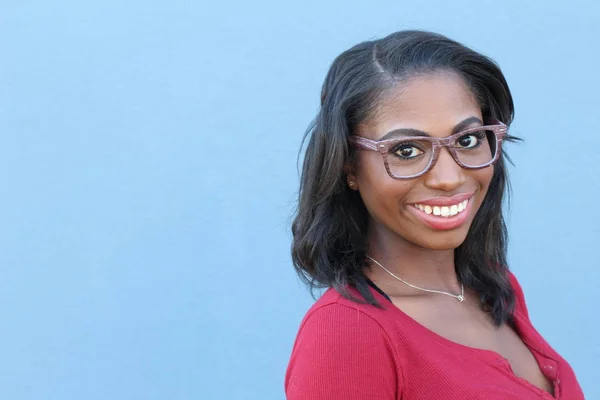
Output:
[366,255,465,302]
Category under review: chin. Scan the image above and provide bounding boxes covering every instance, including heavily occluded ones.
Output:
[421,239,465,251]
[412,229,470,251]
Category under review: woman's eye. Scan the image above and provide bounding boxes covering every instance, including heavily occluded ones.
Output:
[456,134,482,149]
[394,145,423,159]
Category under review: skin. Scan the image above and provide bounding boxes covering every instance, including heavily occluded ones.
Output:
[346,71,554,395]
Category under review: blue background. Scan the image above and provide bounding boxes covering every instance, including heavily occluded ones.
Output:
[1,1,598,399]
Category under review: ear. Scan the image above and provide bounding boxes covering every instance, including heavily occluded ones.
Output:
[343,163,359,190]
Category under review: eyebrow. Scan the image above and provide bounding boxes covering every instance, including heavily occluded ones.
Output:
[378,116,483,140]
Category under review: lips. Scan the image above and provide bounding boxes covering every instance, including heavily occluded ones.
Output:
[408,193,474,230]
[413,199,469,218]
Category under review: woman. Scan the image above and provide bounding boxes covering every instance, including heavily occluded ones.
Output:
[285,30,584,399]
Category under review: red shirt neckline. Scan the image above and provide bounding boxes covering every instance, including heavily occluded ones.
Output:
[360,279,561,399]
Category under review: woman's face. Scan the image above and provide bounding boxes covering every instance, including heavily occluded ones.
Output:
[349,71,494,251]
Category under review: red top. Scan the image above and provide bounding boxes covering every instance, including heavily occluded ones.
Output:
[285,273,584,399]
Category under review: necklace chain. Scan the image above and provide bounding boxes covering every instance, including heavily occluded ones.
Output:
[366,255,465,302]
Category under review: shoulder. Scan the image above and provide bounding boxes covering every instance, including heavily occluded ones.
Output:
[290,288,397,358]
[297,288,393,333]
[285,288,401,399]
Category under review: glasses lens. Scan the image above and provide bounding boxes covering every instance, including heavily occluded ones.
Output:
[386,139,434,178]
[454,129,497,167]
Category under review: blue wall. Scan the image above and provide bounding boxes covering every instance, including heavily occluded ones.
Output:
[1,1,598,399]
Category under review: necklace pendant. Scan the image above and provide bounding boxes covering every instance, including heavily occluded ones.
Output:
[457,295,465,302]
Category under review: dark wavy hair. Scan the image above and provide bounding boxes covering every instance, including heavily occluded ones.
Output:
[291,30,521,326]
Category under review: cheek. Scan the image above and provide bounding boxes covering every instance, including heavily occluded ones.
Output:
[356,152,390,191]
[355,151,386,182]
[472,166,495,198]
[355,153,415,211]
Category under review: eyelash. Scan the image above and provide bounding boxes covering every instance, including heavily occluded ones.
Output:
[391,141,424,152]
[457,132,486,148]
[389,131,487,149]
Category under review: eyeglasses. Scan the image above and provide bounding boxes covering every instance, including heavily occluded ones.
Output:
[348,121,507,179]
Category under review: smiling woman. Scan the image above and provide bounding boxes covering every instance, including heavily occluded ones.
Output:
[285,31,584,399]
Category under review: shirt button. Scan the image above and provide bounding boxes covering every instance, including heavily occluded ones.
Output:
[544,365,557,379]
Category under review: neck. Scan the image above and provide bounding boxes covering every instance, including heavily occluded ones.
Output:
[365,223,460,293]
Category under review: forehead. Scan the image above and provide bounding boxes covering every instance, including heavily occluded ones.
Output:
[360,71,482,139]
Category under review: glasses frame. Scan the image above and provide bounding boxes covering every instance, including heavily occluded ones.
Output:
[348,120,508,180]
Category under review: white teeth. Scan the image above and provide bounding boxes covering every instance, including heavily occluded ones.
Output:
[415,199,470,218]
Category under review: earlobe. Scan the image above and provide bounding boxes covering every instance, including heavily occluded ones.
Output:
[343,163,359,190]
[345,170,359,190]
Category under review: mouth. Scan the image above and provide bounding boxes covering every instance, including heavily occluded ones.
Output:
[412,198,469,218]
[407,194,474,231]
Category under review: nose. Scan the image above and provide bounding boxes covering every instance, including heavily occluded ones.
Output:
[423,147,465,192]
